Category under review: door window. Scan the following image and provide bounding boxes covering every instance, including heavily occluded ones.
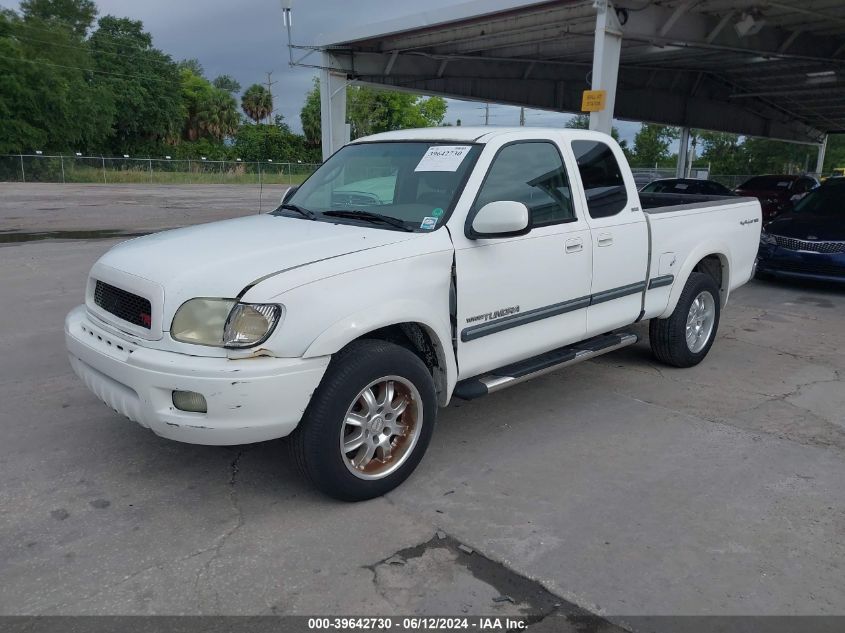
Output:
[474,142,575,227]
[571,140,628,218]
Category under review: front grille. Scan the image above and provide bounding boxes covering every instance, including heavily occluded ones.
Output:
[773,235,845,253]
[93,280,152,329]
[767,260,845,277]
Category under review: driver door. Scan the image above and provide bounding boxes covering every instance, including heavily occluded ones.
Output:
[451,138,593,379]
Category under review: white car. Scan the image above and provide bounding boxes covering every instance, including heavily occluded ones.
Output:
[66,127,761,500]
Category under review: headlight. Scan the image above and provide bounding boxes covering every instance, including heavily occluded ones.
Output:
[224,303,283,348]
[760,231,777,246]
[171,298,282,348]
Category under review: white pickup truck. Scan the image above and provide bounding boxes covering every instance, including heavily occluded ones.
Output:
[66,127,761,500]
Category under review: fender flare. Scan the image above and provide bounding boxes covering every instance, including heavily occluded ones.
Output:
[302,299,457,405]
[660,244,732,319]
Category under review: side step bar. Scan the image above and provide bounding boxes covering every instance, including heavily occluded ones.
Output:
[452,332,638,400]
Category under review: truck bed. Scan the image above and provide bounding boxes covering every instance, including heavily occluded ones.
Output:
[639,192,751,213]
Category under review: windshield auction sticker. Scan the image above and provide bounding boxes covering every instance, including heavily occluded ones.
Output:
[415,145,472,172]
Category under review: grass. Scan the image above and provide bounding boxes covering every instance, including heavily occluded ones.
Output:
[1,158,317,185]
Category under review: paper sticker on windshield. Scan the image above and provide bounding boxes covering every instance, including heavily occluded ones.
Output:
[420,217,438,230]
[432,207,444,217]
[415,146,472,172]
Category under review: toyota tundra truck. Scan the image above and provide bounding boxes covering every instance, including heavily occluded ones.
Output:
[65,127,762,500]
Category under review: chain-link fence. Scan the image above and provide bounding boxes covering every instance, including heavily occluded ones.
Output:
[0,154,320,185]
[4,154,822,194]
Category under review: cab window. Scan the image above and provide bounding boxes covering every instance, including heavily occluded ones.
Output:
[571,140,628,218]
[473,142,575,227]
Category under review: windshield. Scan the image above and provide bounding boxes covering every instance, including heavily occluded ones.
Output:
[278,141,482,231]
[792,183,845,216]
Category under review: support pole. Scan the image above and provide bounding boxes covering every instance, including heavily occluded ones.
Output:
[815,135,828,176]
[676,127,690,178]
[320,51,348,161]
[589,0,623,135]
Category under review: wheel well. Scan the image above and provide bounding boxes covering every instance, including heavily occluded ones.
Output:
[359,323,449,403]
[693,254,728,305]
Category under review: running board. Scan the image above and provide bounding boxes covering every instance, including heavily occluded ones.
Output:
[452,332,638,400]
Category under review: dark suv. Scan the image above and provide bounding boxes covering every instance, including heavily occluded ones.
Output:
[735,175,818,221]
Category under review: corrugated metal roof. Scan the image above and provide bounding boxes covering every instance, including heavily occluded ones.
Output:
[320,0,845,142]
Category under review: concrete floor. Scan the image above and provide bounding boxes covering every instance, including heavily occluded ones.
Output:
[1,184,844,622]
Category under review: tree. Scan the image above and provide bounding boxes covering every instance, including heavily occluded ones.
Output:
[0,8,114,153]
[19,0,96,36]
[300,78,447,148]
[89,16,183,153]
[631,124,679,167]
[565,114,629,153]
[234,120,319,163]
[823,135,845,173]
[241,84,273,124]
[697,132,746,174]
[179,69,239,141]
[212,74,241,94]
[177,58,204,76]
[196,89,239,140]
[742,137,816,174]
[300,77,321,147]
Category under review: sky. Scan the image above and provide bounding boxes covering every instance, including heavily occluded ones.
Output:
[0,0,642,145]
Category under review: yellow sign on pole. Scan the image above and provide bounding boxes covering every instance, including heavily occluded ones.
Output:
[581,90,607,112]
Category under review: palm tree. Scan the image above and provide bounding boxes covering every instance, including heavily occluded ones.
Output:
[241,84,273,124]
[198,91,239,140]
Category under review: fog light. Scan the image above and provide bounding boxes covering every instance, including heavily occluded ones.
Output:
[172,390,207,413]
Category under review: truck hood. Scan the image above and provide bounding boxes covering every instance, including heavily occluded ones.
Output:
[93,215,419,324]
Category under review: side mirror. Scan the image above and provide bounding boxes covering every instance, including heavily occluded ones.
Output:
[467,200,530,239]
[281,185,299,205]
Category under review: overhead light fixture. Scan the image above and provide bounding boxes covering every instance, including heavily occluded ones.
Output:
[735,13,765,38]
[806,70,838,85]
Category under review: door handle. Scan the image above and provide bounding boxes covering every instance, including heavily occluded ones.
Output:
[565,238,583,253]
[597,233,614,247]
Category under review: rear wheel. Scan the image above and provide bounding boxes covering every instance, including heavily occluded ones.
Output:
[649,272,721,368]
[289,339,436,501]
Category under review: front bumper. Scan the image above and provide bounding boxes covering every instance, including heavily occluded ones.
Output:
[65,306,329,445]
[757,245,845,284]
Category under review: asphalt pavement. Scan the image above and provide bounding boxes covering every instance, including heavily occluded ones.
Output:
[1,184,843,624]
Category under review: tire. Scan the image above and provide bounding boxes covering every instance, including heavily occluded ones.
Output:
[289,339,437,501]
[649,272,721,368]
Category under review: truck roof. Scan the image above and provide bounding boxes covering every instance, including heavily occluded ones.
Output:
[352,126,613,144]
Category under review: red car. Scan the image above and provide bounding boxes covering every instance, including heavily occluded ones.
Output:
[735,175,818,221]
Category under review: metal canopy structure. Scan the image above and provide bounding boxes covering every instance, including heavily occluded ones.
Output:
[313,0,845,163]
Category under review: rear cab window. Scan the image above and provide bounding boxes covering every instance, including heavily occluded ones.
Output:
[571,140,628,218]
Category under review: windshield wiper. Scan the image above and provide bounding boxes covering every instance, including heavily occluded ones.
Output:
[323,209,413,232]
[276,203,317,220]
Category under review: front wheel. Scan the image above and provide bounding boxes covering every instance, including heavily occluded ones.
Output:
[649,272,721,368]
[289,339,437,501]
